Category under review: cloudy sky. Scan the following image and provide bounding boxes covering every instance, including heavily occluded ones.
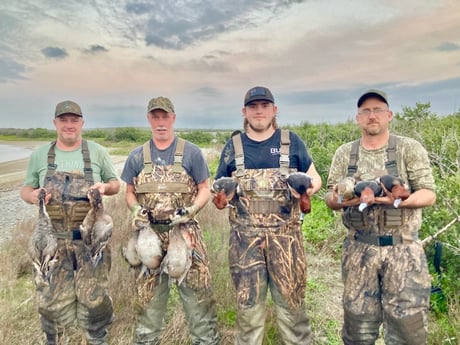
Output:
[1,0,459,130]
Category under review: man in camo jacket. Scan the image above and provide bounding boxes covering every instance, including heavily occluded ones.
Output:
[325,89,436,345]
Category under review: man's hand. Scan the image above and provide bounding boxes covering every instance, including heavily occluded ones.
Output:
[131,204,149,229]
[169,204,200,226]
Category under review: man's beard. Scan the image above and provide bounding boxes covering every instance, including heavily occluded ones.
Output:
[248,121,272,133]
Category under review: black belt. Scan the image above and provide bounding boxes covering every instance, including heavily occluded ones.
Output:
[354,233,403,246]
[53,229,82,240]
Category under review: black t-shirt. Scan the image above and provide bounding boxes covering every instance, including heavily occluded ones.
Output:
[215,129,313,179]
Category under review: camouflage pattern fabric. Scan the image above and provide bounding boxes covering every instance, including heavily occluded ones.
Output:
[134,163,197,221]
[326,135,435,344]
[226,167,311,344]
[34,171,113,342]
[341,239,431,344]
[229,168,300,229]
[132,162,219,345]
[45,171,92,232]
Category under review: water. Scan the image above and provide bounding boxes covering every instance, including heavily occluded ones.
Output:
[0,144,33,163]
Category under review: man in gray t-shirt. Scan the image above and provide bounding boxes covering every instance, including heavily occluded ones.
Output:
[120,96,220,345]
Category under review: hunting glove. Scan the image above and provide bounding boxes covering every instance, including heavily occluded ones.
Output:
[169,204,200,226]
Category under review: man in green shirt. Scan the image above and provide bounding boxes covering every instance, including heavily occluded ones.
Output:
[20,100,120,345]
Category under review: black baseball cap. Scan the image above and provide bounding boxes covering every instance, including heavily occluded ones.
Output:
[244,86,275,106]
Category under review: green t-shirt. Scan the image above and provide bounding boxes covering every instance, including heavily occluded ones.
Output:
[24,140,118,188]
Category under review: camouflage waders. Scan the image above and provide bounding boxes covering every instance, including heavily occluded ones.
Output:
[130,140,219,345]
[334,136,434,345]
[228,147,312,345]
[34,141,113,345]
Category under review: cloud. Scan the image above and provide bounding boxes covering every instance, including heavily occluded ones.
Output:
[435,42,460,52]
[0,58,27,83]
[127,0,307,50]
[83,45,109,54]
[41,47,68,59]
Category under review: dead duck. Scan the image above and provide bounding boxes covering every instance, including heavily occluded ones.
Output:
[354,180,383,212]
[29,188,57,277]
[160,227,194,286]
[134,221,163,270]
[336,176,356,204]
[378,175,410,208]
[211,177,239,209]
[286,172,313,213]
[80,188,113,266]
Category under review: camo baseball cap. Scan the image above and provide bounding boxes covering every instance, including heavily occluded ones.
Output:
[244,86,274,106]
[357,89,388,107]
[147,96,175,113]
[55,100,83,117]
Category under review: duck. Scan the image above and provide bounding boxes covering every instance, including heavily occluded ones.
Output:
[134,221,163,270]
[211,177,239,209]
[378,175,410,208]
[29,188,58,278]
[286,172,313,213]
[80,188,113,266]
[336,176,356,204]
[160,227,195,286]
[354,180,383,212]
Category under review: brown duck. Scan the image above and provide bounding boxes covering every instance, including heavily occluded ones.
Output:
[80,188,113,266]
[29,188,58,278]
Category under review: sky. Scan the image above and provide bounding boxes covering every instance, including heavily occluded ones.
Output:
[1,0,459,130]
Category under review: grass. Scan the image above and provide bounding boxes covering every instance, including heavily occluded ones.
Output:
[1,189,458,344]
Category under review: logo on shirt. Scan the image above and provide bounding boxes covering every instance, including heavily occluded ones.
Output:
[270,148,280,155]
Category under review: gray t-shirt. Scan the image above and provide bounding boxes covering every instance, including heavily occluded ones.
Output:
[121,137,210,186]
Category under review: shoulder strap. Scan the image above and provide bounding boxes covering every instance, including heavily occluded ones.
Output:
[232,133,245,178]
[347,135,400,177]
[173,138,185,173]
[81,140,94,184]
[279,129,290,177]
[385,135,399,176]
[347,139,360,177]
[45,140,94,184]
[45,141,58,179]
[142,140,153,174]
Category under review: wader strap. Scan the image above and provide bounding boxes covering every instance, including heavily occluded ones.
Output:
[81,140,94,185]
[173,138,185,173]
[280,129,290,178]
[347,135,399,177]
[46,141,58,179]
[142,138,185,174]
[385,135,399,176]
[45,140,94,185]
[232,134,245,178]
[143,141,153,174]
[347,139,360,177]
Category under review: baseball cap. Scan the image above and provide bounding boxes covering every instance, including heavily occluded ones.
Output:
[357,89,388,107]
[55,100,83,117]
[244,86,274,106]
[147,97,175,113]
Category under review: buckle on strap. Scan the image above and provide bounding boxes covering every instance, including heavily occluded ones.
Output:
[353,233,403,246]
[53,229,82,240]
